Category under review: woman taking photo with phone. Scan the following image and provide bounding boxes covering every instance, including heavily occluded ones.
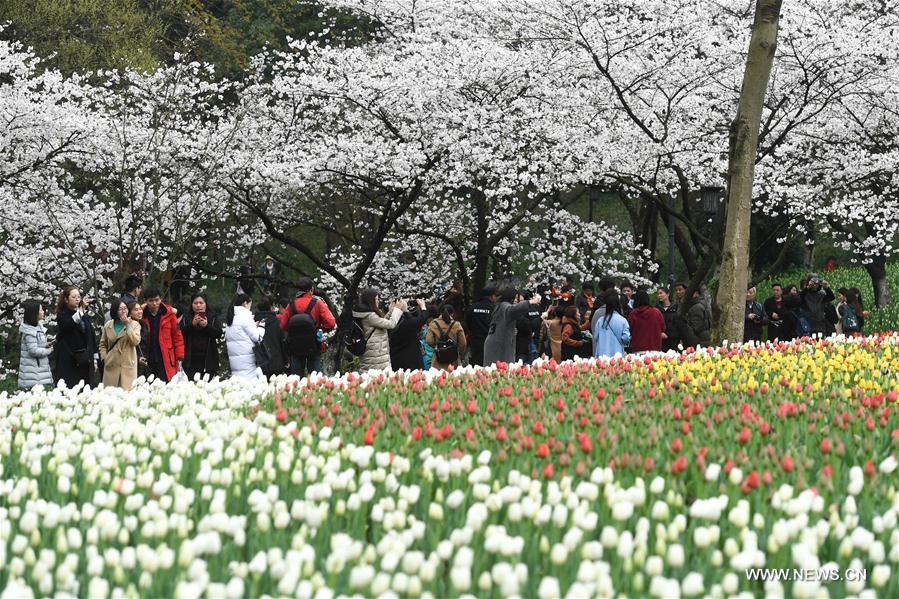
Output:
[99,297,143,389]
[179,292,224,380]
[18,299,54,389]
[55,285,98,388]
[225,293,266,379]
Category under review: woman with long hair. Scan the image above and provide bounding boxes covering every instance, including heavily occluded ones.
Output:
[593,291,631,358]
[351,288,405,372]
[55,285,98,388]
[844,287,870,334]
[98,297,142,389]
[18,299,54,389]
[426,303,467,370]
[224,293,265,379]
[180,292,224,380]
[560,305,590,361]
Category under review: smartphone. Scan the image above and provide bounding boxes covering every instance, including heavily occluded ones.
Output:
[198,311,207,319]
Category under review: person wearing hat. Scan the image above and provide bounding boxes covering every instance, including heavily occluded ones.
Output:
[259,256,280,297]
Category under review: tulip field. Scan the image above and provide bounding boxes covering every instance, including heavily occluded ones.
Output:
[2,336,899,598]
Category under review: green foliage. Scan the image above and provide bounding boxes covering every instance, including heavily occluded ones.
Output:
[1,0,370,77]
[0,0,163,74]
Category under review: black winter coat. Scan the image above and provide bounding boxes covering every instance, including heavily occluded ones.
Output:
[743,301,768,342]
[800,287,835,335]
[254,310,286,376]
[55,307,98,388]
[390,308,429,371]
[658,304,698,351]
[180,311,224,378]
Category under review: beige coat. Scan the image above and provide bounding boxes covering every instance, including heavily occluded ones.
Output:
[99,320,142,389]
[352,307,403,372]
[548,317,563,363]
[426,318,467,370]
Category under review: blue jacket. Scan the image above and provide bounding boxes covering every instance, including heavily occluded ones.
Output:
[593,312,631,358]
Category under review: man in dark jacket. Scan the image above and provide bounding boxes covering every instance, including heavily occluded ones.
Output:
[800,275,835,336]
[466,284,496,366]
[763,282,785,340]
[743,286,768,343]
[686,290,712,347]
[254,296,286,376]
[390,299,429,370]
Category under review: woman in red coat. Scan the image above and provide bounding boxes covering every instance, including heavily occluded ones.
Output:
[628,290,666,353]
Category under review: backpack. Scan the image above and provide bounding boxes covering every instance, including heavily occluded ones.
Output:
[433,319,459,365]
[841,304,861,333]
[794,309,811,337]
[286,297,320,357]
[345,318,374,357]
[253,338,274,375]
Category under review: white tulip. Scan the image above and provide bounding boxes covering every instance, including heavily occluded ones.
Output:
[871,564,890,588]
[667,544,684,568]
[538,577,561,599]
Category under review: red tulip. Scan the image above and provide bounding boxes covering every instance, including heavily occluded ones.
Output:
[276,409,287,423]
[738,427,751,445]
[781,455,794,473]
[671,437,683,454]
[536,443,550,458]
[496,427,508,442]
[412,427,422,441]
[543,463,555,479]
[865,459,876,478]
[820,438,831,454]
[363,428,375,445]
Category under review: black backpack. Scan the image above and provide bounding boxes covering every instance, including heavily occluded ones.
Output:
[433,319,459,364]
[286,298,320,357]
[345,318,374,357]
[253,338,274,374]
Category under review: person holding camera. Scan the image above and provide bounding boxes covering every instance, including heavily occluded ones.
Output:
[99,298,143,389]
[390,298,430,371]
[427,304,467,371]
[55,286,99,388]
[18,299,54,389]
[800,274,835,337]
[352,288,405,372]
[482,287,542,366]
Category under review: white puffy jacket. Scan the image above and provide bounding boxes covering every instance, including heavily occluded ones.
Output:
[225,306,265,379]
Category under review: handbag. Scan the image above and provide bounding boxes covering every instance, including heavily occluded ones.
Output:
[60,337,90,368]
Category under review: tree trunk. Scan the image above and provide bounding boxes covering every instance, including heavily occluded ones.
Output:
[802,223,816,271]
[470,191,491,301]
[865,255,891,308]
[714,0,783,345]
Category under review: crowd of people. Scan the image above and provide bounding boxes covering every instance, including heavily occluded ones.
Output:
[16,270,871,391]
